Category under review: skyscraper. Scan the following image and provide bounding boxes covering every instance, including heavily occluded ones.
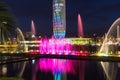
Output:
[53,0,66,38]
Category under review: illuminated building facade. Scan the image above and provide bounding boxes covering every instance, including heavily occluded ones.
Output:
[53,0,66,38]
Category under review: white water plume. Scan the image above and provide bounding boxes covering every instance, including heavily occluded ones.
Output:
[99,18,120,80]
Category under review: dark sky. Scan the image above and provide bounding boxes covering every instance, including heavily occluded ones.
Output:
[3,0,120,37]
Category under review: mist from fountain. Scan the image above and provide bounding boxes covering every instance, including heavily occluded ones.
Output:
[31,20,36,36]
[16,27,25,41]
[78,14,84,37]
[99,18,120,80]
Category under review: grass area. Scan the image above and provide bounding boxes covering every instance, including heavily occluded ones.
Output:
[0,77,24,80]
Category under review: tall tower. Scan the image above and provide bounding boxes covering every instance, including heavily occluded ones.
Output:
[53,0,66,38]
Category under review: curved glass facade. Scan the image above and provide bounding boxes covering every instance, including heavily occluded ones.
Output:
[53,0,66,38]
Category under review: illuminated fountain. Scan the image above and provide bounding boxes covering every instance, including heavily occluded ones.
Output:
[99,18,120,80]
[16,27,28,52]
[16,27,25,41]
[39,13,90,55]
[37,13,86,80]
[31,20,36,36]
[39,38,74,55]
[78,14,84,37]
[39,38,91,55]
[100,18,120,54]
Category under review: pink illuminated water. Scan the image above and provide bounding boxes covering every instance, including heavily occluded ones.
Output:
[38,14,86,79]
[37,38,87,80]
[39,59,76,74]
[39,38,75,55]
[39,38,88,56]
[78,14,84,37]
[31,20,36,36]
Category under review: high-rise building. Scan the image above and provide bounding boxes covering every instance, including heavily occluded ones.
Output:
[53,0,66,38]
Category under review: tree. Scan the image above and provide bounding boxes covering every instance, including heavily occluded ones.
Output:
[0,0,18,42]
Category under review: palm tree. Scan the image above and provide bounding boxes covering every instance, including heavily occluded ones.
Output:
[0,1,18,42]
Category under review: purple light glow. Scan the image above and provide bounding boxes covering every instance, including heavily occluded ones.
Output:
[39,58,76,74]
[39,38,89,56]
[39,38,73,55]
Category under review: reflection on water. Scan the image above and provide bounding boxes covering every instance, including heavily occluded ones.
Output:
[0,58,120,80]
[37,58,76,80]
[38,59,75,74]
[100,62,118,80]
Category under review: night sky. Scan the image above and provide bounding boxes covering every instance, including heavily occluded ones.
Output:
[3,0,120,37]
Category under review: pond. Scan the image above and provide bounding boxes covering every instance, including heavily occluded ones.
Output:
[1,58,119,80]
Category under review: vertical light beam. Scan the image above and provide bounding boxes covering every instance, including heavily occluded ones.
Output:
[31,20,36,36]
[78,14,84,37]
